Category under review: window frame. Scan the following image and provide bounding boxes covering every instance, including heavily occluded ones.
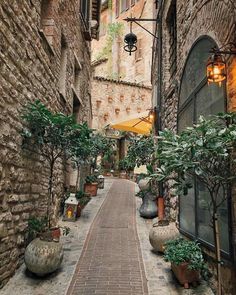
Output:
[177,36,232,260]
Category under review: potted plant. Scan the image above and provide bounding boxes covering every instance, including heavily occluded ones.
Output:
[154,113,236,295]
[164,238,208,289]
[84,175,98,196]
[22,100,78,276]
[75,190,91,216]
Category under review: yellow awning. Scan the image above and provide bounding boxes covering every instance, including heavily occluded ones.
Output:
[109,111,153,135]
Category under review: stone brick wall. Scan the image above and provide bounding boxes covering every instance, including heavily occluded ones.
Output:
[153,0,236,294]
[91,76,152,130]
[92,0,155,86]
[0,0,95,287]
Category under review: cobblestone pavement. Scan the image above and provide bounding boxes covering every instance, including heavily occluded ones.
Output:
[67,179,148,295]
[1,179,114,295]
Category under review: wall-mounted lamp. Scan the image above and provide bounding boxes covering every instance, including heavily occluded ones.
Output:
[124,17,158,56]
[207,44,236,86]
[124,22,137,56]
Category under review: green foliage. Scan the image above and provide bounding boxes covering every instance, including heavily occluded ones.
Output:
[28,216,47,239]
[96,22,124,60]
[164,238,207,274]
[154,114,236,206]
[85,175,98,184]
[76,190,91,207]
[126,135,155,167]
[22,100,79,163]
[119,157,135,172]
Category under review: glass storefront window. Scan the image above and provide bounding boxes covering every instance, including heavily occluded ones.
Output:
[178,37,230,255]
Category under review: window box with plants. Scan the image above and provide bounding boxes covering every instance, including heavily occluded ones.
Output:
[84,175,98,196]
[164,238,208,289]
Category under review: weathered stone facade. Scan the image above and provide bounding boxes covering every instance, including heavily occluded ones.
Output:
[0,0,100,288]
[91,0,154,133]
[92,76,152,130]
[152,0,236,294]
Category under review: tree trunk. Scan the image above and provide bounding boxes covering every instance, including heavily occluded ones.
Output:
[75,165,80,192]
[213,212,222,295]
[47,160,54,229]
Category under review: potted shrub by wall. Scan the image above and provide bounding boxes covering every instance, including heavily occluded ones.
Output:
[75,190,91,217]
[84,175,98,196]
[154,113,236,295]
[22,100,77,276]
[164,238,208,289]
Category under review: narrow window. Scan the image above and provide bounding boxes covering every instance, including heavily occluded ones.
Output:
[120,0,129,13]
[131,0,135,5]
[167,1,177,79]
[59,36,67,97]
[40,0,55,45]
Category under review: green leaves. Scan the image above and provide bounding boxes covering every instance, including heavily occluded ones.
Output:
[154,113,236,205]
[164,238,207,272]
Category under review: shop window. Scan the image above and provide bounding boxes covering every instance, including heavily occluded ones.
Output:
[167,1,177,79]
[59,35,67,97]
[178,37,229,255]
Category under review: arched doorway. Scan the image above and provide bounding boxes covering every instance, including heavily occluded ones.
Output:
[178,36,230,255]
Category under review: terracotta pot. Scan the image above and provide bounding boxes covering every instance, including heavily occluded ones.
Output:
[24,238,63,276]
[171,262,200,288]
[149,221,180,252]
[84,183,98,196]
[50,227,61,242]
[77,204,82,217]
[119,171,127,179]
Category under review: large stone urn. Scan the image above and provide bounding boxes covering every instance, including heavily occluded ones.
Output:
[138,178,157,219]
[149,220,180,253]
[24,238,63,276]
[139,191,158,218]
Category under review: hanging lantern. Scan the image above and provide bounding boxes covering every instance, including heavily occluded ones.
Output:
[206,53,226,86]
[124,22,137,56]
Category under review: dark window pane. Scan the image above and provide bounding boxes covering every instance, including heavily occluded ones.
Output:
[179,38,216,107]
[197,182,229,253]
[178,100,194,132]
[179,180,196,236]
[196,83,225,119]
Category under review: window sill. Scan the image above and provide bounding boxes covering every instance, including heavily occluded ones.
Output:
[38,29,55,56]
[135,58,143,62]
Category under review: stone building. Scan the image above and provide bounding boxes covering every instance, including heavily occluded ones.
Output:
[152,0,236,293]
[91,0,155,135]
[0,0,100,287]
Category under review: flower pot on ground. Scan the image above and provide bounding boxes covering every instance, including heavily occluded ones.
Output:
[75,190,91,216]
[149,220,180,252]
[24,238,64,276]
[164,238,208,289]
[84,175,98,196]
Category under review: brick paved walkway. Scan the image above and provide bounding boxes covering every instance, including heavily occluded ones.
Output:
[67,179,148,295]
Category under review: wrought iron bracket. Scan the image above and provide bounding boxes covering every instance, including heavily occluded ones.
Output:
[124,17,159,39]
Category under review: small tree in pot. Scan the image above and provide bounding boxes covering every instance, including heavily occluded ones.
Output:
[22,100,79,230]
[154,113,236,295]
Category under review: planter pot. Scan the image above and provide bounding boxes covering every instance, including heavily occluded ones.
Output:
[171,262,200,288]
[138,178,151,191]
[84,182,98,196]
[119,171,127,179]
[139,191,158,219]
[50,227,61,242]
[77,204,83,217]
[149,221,180,252]
[24,238,63,276]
